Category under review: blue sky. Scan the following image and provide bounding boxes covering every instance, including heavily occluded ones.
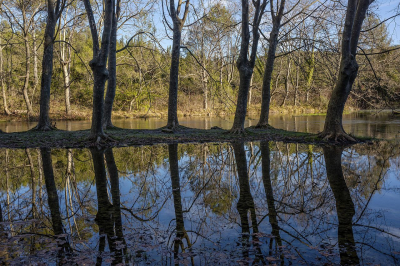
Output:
[374,0,399,45]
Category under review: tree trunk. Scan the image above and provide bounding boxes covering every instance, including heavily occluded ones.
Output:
[0,37,11,115]
[35,7,57,131]
[23,35,33,115]
[294,65,299,106]
[319,0,371,142]
[103,0,121,129]
[248,73,253,107]
[32,30,39,103]
[257,0,285,127]
[166,26,182,129]
[323,146,359,265]
[280,58,291,107]
[232,68,253,131]
[230,0,266,133]
[257,27,280,127]
[62,61,71,115]
[83,0,114,142]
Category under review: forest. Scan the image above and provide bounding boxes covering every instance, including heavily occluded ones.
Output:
[0,0,399,143]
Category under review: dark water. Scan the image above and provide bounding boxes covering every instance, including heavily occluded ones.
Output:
[1,110,400,139]
[0,141,399,265]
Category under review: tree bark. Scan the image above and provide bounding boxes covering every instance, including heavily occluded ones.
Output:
[257,0,285,128]
[103,0,121,129]
[83,0,114,142]
[166,0,190,131]
[60,25,72,116]
[23,34,33,115]
[320,0,372,142]
[231,0,266,133]
[35,0,59,131]
[0,36,11,115]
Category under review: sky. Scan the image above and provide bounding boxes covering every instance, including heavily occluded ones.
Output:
[374,0,400,45]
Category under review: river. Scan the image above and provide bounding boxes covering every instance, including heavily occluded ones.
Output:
[0,140,399,265]
[1,110,400,139]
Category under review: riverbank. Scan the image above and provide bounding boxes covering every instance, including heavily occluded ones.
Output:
[0,103,329,122]
[0,126,375,149]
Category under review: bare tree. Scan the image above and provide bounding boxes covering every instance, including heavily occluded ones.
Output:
[34,0,68,131]
[163,0,190,131]
[83,0,114,142]
[230,0,266,134]
[103,0,121,129]
[319,0,373,142]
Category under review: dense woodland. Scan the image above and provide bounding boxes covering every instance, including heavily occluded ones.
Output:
[0,0,399,141]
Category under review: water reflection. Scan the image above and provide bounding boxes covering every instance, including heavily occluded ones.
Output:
[0,142,399,265]
[1,111,399,139]
[323,146,359,265]
[41,147,72,262]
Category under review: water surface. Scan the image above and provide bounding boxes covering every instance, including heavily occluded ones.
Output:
[0,141,399,265]
[1,110,399,139]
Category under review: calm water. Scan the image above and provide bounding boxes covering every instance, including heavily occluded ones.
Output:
[0,141,399,265]
[1,110,400,139]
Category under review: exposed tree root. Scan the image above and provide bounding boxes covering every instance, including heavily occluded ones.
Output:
[229,127,246,135]
[31,123,56,131]
[88,133,117,146]
[161,124,189,133]
[318,131,358,144]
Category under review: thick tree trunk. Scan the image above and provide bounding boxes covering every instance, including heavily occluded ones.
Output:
[103,0,121,129]
[323,146,359,265]
[166,27,182,129]
[231,68,253,132]
[230,0,266,133]
[23,35,33,115]
[35,13,57,131]
[320,56,358,141]
[319,0,371,142]
[83,0,113,142]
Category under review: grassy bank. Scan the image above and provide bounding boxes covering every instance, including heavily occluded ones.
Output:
[0,126,375,149]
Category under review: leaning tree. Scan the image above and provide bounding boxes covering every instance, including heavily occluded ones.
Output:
[319,0,374,142]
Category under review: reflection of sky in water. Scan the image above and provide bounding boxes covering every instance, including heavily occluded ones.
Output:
[1,142,400,265]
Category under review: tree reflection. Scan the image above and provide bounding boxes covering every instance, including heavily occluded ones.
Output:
[40,148,71,261]
[91,148,126,265]
[232,142,263,263]
[260,141,283,256]
[323,146,359,266]
[168,144,192,264]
